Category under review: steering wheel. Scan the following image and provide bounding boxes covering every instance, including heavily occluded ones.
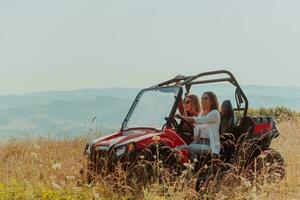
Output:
[176,115,195,135]
[165,116,195,137]
[165,116,180,130]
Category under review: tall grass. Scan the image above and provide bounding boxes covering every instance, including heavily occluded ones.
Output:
[0,120,299,199]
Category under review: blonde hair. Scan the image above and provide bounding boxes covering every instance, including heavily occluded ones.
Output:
[184,94,201,115]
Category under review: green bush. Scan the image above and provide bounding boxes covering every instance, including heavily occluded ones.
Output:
[246,107,299,122]
[0,180,95,200]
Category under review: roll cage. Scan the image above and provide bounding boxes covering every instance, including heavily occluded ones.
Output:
[121,70,248,132]
[152,70,249,117]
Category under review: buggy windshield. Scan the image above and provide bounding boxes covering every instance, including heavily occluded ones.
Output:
[122,86,181,131]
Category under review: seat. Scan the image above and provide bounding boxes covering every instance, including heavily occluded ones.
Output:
[219,100,236,162]
[220,100,235,134]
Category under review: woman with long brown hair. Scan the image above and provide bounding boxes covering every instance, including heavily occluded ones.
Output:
[176,91,221,159]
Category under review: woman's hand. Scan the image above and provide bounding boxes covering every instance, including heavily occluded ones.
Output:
[175,113,182,119]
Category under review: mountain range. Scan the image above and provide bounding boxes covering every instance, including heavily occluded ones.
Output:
[0,85,299,139]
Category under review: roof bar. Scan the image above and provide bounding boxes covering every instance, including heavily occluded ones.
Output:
[155,75,192,87]
[190,78,234,85]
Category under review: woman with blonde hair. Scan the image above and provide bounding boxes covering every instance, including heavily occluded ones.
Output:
[182,94,201,117]
[177,94,201,143]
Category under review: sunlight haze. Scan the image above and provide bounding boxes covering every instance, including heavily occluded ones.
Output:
[1,0,299,95]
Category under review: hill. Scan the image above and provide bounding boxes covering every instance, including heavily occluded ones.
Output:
[0,85,299,139]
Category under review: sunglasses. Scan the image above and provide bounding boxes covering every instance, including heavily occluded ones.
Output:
[201,96,209,100]
[183,99,192,104]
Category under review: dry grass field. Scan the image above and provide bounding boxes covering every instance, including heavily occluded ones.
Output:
[0,120,299,200]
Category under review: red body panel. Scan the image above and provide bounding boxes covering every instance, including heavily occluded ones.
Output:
[252,117,274,136]
[93,127,189,164]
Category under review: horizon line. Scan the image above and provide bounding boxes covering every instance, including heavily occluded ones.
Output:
[0,84,299,97]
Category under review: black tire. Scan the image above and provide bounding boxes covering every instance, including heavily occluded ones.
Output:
[86,162,94,184]
[195,158,226,192]
[126,144,182,186]
[254,149,285,180]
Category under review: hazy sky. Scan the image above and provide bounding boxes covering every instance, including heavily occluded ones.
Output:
[0,0,299,95]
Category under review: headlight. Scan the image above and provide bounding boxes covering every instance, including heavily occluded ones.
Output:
[95,145,110,151]
[115,146,126,157]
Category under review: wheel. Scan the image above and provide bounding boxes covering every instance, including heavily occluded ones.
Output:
[171,115,195,144]
[176,115,195,134]
[195,158,225,192]
[254,149,285,180]
[126,144,182,186]
[86,162,94,184]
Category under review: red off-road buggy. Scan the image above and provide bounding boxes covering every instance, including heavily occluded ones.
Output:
[84,70,284,189]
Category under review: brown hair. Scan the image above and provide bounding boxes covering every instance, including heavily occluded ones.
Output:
[203,91,220,112]
[184,94,201,116]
